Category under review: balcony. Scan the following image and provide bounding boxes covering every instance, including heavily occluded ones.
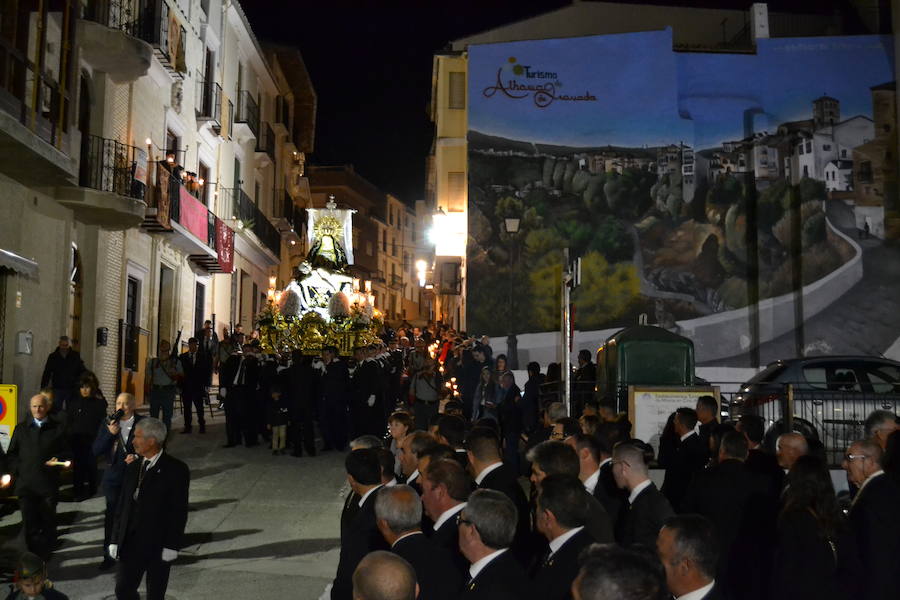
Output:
[234,90,259,140]
[273,189,303,234]
[78,0,153,83]
[142,162,230,273]
[221,188,281,266]
[195,71,223,131]
[56,135,146,229]
[390,274,404,289]
[133,0,187,78]
[254,122,275,166]
[0,28,77,186]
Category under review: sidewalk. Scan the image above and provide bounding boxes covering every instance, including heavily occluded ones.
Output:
[0,409,345,599]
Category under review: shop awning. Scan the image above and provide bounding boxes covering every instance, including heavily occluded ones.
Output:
[0,249,39,279]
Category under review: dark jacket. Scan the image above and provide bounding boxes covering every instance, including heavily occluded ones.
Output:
[592,460,626,527]
[460,549,528,600]
[284,360,319,420]
[92,414,144,489]
[498,384,523,435]
[321,359,350,405]
[180,351,211,394]
[6,416,70,496]
[221,353,259,390]
[771,508,848,600]
[584,493,614,544]
[40,348,85,390]
[392,532,463,600]
[331,486,388,600]
[4,585,69,600]
[65,393,107,437]
[521,374,544,434]
[661,432,708,509]
[842,473,900,599]
[429,511,468,575]
[267,395,291,427]
[478,464,532,561]
[111,452,190,555]
[531,527,594,600]
[615,481,674,548]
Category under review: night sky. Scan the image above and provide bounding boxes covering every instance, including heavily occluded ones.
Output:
[242,0,864,204]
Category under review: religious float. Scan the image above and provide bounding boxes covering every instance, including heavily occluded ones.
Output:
[258,195,383,356]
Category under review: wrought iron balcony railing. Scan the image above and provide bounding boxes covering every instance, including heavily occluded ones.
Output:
[79,134,146,200]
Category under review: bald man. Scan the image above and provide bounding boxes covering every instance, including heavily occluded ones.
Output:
[775,433,808,474]
[6,394,71,558]
[352,551,418,600]
[93,393,144,569]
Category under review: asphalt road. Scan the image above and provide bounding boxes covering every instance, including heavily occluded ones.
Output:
[0,410,345,599]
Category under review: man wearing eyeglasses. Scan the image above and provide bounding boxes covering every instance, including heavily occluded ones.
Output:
[841,439,900,600]
[458,489,528,599]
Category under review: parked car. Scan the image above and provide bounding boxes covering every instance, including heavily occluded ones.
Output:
[731,355,900,456]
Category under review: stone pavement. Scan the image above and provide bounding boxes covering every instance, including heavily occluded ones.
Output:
[0,410,345,599]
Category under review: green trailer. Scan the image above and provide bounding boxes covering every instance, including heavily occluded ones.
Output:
[596,325,696,411]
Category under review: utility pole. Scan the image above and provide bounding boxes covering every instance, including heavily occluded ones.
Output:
[560,249,581,416]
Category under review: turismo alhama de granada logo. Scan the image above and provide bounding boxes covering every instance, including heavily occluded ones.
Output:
[483,56,598,108]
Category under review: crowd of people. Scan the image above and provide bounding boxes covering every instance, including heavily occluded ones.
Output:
[322,326,900,600]
[3,320,900,600]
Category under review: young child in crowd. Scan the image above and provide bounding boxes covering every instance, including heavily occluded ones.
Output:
[5,552,68,600]
[267,383,290,455]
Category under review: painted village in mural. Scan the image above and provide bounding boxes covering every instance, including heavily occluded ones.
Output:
[466,31,899,365]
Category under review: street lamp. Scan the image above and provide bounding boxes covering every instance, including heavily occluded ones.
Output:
[503,216,521,370]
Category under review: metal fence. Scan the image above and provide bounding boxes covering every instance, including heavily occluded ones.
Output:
[235,90,260,138]
[220,187,282,257]
[79,135,145,200]
[256,121,275,159]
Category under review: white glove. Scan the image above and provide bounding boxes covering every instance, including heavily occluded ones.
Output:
[367,394,376,407]
[218,387,227,398]
[161,548,178,562]
[108,544,119,560]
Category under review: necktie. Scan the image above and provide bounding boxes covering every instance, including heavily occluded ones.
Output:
[134,459,150,500]
[192,353,196,366]
[236,359,245,385]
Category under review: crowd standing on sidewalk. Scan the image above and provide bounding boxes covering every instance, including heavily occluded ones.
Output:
[3,320,900,600]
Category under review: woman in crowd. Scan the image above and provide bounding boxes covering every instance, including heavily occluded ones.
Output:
[67,372,107,501]
[472,366,500,422]
[771,454,849,600]
[387,411,413,476]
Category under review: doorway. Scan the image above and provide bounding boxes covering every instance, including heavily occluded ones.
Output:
[68,246,83,350]
[157,265,175,349]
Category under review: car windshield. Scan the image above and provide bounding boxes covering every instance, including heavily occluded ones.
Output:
[747,363,787,384]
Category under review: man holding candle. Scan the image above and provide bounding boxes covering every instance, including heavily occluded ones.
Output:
[6,394,71,559]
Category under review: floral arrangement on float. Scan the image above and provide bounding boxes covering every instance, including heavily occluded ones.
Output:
[257,195,383,356]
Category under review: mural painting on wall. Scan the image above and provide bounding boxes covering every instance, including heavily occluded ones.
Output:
[467,30,897,365]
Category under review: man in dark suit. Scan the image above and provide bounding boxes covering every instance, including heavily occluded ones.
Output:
[109,417,189,600]
[841,438,900,599]
[527,440,614,546]
[332,448,388,600]
[320,346,351,452]
[195,319,219,381]
[350,346,385,439]
[737,414,783,492]
[661,408,709,509]
[532,475,596,600]
[179,338,210,434]
[375,484,462,600]
[40,335,85,412]
[420,458,471,574]
[567,432,626,527]
[6,394,71,559]
[573,544,665,600]
[657,515,726,600]
[682,431,773,596]
[352,551,418,600]
[92,393,143,570]
[284,351,318,457]
[612,442,674,548]
[695,395,719,457]
[458,489,529,600]
[466,427,533,561]
[219,343,260,447]
[520,362,544,439]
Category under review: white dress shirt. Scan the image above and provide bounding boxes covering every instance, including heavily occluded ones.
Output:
[391,530,424,548]
[119,415,135,447]
[583,469,601,495]
[469,548,507,581]
[628,479,653,504]
[676,580,715,600]
[406,469,419,486]
[548,526,584,558]
[433,502,466,532]
[358,484,383,508]
[475,461,503,486]
[680,430,697,443]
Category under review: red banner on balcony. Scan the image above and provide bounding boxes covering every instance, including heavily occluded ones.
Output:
[216,217,234,273]
[179,187,208,241]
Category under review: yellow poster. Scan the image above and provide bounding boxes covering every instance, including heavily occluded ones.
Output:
[0,384,17,453]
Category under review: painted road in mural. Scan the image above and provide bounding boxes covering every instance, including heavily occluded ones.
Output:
[466,30,898,365]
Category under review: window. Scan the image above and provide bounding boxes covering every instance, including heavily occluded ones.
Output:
[194,282,206,334]
[448,172,465,209]
[448,72,466,109]
[366,241,374,256]
[841,149,847,158]
[823,144,831,151]
[392,238,397,257]
[382,231,387,252]
[389,207,394,226]
[858,160,873,183]
[861,364,900,393]
[798,145,804,156]
[126,277,139,326]
[166,129,180,161]
[198,161,210,206]
[805,141,812,153]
